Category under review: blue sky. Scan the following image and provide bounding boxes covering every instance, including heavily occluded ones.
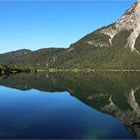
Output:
[0,0,136,53]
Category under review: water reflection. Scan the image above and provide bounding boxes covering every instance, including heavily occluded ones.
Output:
[0,72,140,138]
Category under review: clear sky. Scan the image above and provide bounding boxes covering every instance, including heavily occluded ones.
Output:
[0,0,136,53]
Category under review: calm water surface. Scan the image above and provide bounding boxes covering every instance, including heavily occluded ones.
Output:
[0,72,139,139]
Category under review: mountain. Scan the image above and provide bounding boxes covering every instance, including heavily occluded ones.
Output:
[0,1,140,70]
[0,48,64,69]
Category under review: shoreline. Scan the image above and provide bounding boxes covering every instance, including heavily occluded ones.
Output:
[37,69,140,73]
[1,67,140,76]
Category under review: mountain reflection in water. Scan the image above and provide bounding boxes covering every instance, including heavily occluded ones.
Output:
[0,72,140,139]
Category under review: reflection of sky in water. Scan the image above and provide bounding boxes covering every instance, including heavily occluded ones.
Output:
[0,86,135,139]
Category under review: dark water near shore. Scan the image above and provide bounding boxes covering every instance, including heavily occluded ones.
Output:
[0,72,139,139]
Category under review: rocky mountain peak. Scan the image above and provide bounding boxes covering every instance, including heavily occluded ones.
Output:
[101,1,140,52]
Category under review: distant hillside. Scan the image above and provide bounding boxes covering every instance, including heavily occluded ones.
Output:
[0,1,140,70]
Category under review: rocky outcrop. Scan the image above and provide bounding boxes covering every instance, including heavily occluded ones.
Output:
[101,1,140,52]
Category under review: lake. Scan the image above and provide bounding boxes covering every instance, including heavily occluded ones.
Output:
[0,72,139,139]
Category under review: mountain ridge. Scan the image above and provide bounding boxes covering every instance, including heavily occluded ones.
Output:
[0,1,140,70]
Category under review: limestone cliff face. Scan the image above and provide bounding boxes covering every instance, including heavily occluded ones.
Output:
[101,0,140,52]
